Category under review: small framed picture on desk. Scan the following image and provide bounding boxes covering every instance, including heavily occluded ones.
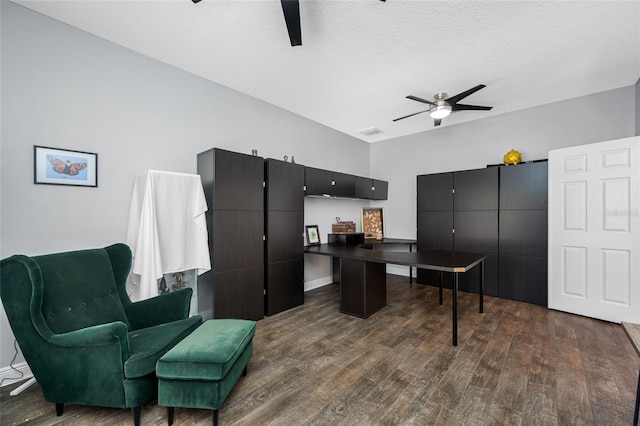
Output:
[305,225,321,245]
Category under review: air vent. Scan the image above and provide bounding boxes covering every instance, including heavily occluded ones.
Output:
[358,127,383,136]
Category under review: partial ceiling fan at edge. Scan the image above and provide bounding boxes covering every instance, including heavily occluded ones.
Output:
[281,0,301,46]
[194,0,387,47]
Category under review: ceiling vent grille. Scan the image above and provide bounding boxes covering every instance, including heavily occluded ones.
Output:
[358,127,383,136]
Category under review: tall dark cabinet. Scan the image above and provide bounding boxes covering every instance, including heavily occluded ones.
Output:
[416,168,499,296]
[197,148,265,320]
[452,168,499,296]
[417,162,547,306]
[264,159,305,315]
[498,161,548,305]
[417,172,454,286]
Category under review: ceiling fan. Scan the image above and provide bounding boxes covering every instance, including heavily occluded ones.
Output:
[193,0,386,47]
[393,84,493,126]
[192,0,302,46]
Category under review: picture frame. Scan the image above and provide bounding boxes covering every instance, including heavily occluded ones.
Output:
[362,207,384,239]
[34,145,98,187]
[305,225,321,245]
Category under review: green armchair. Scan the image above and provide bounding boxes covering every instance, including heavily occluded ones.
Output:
[0,243,202,425]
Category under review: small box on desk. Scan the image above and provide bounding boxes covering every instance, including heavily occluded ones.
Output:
[328,233,365,246]
[332,222,356,234]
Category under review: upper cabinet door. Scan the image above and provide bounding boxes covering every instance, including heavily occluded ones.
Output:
[453,167,499,211]
[371,179,388,200]
[331,172,356,198]
[355,176,374,199]
[499,161,548,210]
[304,167,333,196]
[354,177,388,200]
[265,159,304,212]
[417,173,453,211]
[214,149,264,211]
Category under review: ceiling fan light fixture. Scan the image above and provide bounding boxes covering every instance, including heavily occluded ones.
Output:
[430,104,452,119]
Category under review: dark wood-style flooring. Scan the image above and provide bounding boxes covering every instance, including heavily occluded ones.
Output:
[2,274,639,425]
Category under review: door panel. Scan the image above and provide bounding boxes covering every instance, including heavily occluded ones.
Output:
[417,173,453,211]
[213,211,264,271]
[214,266,264,320]
[500,162,548,210]
[265,258,304,316]
[266,159,304,211]
[267,211,304,263]
[499,210,548,257]
[453,167,499,211]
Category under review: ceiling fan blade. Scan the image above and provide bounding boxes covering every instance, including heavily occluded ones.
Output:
[434,118,442,126]
[393,110,430,122]
[452,104,493,111]
[281,0,302,46]
[406,95,435,106]
[445,84,486,105]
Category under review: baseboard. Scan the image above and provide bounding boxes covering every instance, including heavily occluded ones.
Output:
[304,276,333,292]
[0,362,32,388]
[386,264,410,277]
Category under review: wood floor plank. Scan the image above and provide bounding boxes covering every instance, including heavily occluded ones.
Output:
[2,274,639,425]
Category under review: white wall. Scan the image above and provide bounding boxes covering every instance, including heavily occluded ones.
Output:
[0,2,370,377]
[370,86,637,250]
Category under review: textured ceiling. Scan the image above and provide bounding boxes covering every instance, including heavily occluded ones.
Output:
[13,0,640,142]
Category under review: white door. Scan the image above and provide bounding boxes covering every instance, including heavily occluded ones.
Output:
[548,136,640,323]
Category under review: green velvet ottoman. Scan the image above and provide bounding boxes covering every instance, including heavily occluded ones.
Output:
[156,319,256,426]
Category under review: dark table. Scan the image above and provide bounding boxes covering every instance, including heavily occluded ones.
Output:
[304,243,486,346]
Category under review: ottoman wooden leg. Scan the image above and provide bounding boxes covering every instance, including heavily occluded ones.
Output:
[243,366,248,377]
[212,409,219,426]
[167,407,175,426]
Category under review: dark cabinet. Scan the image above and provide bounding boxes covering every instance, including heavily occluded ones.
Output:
[355,177,388,200]
[417,168,499,296]
[416,163,547,305]
[198,148,265,320]
[498,161,548,306]
[417,173,453,211]
[331,172,356,198]
[305,167,387,200]
[499,161,548,210]
[265,159,305,315]
[304,167,333,196]
[453,168,499,211]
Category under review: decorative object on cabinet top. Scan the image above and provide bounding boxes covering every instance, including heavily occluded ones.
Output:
[503,149,522,165]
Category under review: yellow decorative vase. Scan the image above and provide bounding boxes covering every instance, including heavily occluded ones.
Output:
[503,149,522,165]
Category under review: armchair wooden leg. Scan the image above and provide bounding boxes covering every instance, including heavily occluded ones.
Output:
[212,409,219,426]
[243,366,248,377]
[55,403,64,416]
[131,406,141,426]
[167,407,175,426]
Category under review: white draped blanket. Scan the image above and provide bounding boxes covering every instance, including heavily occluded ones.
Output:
[126,170,211,301]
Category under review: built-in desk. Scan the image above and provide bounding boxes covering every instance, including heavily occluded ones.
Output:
[304,243,486,346]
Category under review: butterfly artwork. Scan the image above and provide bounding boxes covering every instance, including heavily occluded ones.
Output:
[47,155,87,178]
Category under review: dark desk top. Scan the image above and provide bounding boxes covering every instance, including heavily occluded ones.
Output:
[304,244,486,273]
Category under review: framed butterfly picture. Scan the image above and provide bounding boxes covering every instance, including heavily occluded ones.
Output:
[34,145,98,187]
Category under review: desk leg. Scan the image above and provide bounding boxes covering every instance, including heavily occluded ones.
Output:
[453,272,458,346]
[439,271,443,305]
[480,259,484,314]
